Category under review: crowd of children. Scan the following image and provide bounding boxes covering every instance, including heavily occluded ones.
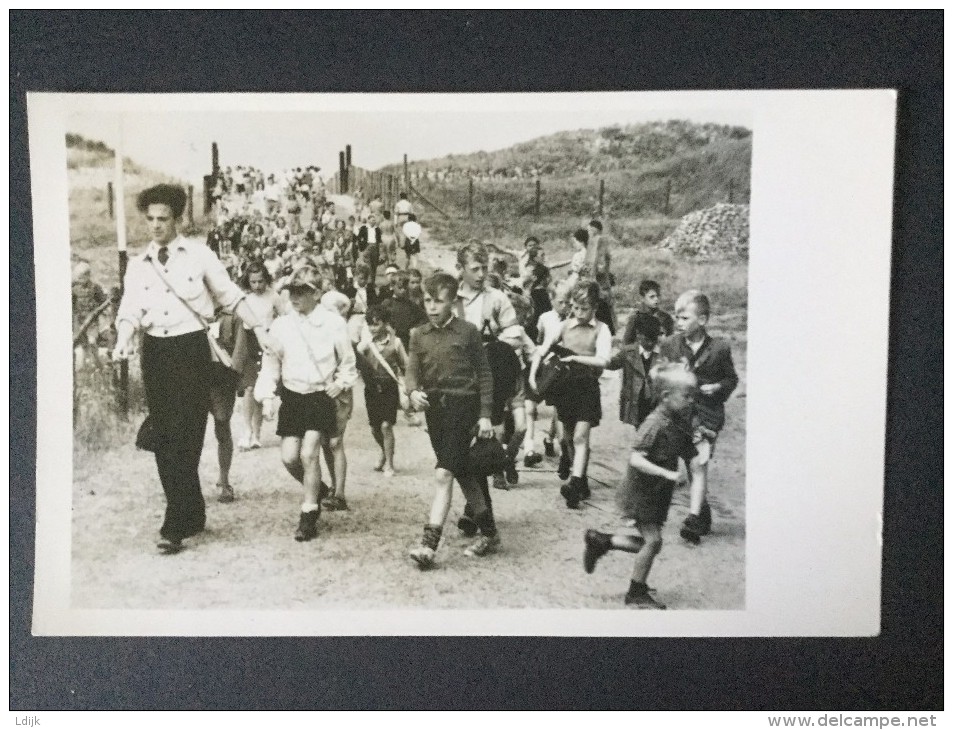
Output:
[101,175,740,610]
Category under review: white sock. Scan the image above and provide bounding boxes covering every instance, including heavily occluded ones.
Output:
[301,502,320,513]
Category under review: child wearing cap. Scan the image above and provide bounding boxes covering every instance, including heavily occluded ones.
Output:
[255,266,357,540]
[378,264,401,301]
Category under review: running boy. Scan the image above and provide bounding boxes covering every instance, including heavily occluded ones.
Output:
[659,289,738,543]
[255,266,357,541]
[405,272,499,567]
[529,280,611,509]
[582,365,698,609]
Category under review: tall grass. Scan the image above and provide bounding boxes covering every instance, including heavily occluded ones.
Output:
[73,354,147,456]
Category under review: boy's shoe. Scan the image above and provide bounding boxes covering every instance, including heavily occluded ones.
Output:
[217,483,235,504]
[318,481,332,501]
[625,591,667,610]
[410,525,442,569]
[409,544,435,568]
[543,438,557,458]
[524,452,543,468]
[578,476,591,500]
[698,501,712,536]
[294,511,319,542]
[583,529,611,574]
[557,450,571,481]
[383,467,395,478]
[561,476,583,509]
[457,515,479,538]
[322,494,349,512]
[463,534,501,557]
[492,472,509,490]
[680,514,704,545]
[504,462,519,485]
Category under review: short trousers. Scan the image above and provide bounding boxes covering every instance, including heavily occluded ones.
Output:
[424,393,479,478]
[276,386,337,438]
[208,362,239,422]
[365,378,399,430]
[404,239,421,256]
[692,426,719,465]
[553,376,602,429]
[616,465,676,526]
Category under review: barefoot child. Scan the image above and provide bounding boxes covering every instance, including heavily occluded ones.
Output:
[405,272,499,567]
[659,289,738,543]
[254,266,357,541]
[582,365,698,609]
[356,305,408,476]
[529,280,611,509]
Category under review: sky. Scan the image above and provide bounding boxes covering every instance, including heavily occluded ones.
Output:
[65,94,751,187]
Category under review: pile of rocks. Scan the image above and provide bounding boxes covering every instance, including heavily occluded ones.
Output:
[658,203,749,260]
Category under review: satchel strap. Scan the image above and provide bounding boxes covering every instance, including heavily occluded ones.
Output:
[367,337,401,385]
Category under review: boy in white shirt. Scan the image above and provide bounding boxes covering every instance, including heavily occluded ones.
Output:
[255,266,357,540]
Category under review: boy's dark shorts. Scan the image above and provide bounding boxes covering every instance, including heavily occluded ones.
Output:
[424,392,479,478]
[616,466,675,526]
[208,362,239,423]
[276,386,337,438]
[552,376,601,430]
[365,377,399,429]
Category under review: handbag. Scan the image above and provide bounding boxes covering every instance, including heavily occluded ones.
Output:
[534,343,573,399]
[366,336,411,412]
[148,259,239,373]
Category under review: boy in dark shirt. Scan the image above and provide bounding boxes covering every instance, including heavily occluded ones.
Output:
[583,365,698,609]
[405,272,499,568]
[624,279,675,342]
[381,270,427,350]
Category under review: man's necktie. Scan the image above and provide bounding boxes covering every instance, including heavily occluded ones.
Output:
[158,246,169,266]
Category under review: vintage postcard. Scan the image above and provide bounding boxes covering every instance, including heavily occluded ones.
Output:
[28,90,894,636]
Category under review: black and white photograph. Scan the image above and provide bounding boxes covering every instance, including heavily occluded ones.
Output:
[30,90,892,636]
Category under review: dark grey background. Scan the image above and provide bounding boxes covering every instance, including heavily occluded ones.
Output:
[10,10,942,710]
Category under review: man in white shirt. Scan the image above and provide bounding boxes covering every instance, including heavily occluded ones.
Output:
[113,184,276,555]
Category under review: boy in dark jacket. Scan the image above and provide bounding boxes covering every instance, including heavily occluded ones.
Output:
[607,311,661,430]
[659,289,739,544]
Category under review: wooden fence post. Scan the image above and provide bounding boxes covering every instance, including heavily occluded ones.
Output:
[728,178,735,204]
[107,182,114,219]
[403,154,410,196]
[664,178,672,216]
[469,177,474,220]
[187,185,194,226]
[598,179,604,217]
[535,179,541,219]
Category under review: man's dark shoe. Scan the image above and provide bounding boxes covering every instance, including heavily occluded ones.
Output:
[680,514,703,544]
[504,461,519,485]
[524,452,543,468]
[583,529,611,574]
[157,538,183,555]
[492,471,509,491]
[557,450,571,481]
[295,511,319,542]
[544,439,557,458]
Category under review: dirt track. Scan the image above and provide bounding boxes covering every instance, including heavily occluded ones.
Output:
[71,196,746,612]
